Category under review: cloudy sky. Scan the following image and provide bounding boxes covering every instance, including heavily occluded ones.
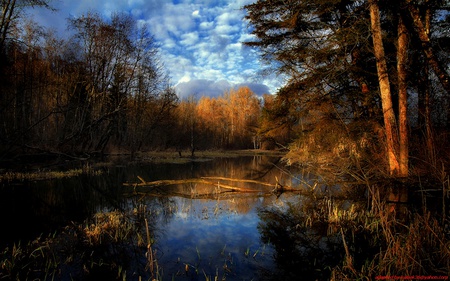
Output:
[26,0,283,98]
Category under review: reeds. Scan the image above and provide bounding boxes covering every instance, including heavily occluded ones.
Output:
[330,182,450,280]
[0,163,102,182]
[0,206,160,280]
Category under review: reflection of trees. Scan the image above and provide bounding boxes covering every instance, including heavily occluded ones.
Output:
[257,187,383,280]
[258,202,345,280]
[258,183,450,280]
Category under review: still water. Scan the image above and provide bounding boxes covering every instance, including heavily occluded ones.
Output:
[0,155,310,280]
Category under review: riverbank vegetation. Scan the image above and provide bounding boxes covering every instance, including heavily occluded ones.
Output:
[1,173,448,280]
[244,0,450,179]
[1,0,449,182]
[1,0,450,280]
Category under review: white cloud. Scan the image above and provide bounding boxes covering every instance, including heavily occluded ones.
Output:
[180,32,199,46]
[175,79,271,98]
[26,0,279,98]
[199,21,214,30]
[192,10,200,17]
[175,79,231,98]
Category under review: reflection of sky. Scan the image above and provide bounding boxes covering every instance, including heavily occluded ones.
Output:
[152,196,282,279]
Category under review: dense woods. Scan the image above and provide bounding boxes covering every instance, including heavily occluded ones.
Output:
[244,0,450,177]
[1,1,449,279]
[0,4,177,157]
[1,0,450,178]
[0,2,261,158]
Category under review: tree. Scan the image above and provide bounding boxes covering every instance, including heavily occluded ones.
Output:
[1,0,51,55]
[0,10,175,158]
[244,0,384,166]
[227,87,261,148]
[175,95,197,155]
[66,12,174,154]
[369,0,401,176]
[397,14,409,177]
[244,0,450,177]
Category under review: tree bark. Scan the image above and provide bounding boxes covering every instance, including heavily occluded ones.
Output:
[369,0,400,176]
[406,0,450,95]
[397,15,409,177]
[0,0,16,52]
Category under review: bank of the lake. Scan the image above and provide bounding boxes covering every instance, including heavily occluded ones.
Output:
[0,151,448,280]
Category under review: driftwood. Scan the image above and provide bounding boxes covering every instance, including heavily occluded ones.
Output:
[200,176,275,187]
[123,176,299,193]
[124,177,259,192]
[201,176,298,191]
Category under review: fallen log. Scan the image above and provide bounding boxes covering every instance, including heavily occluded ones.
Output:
[201,176,298,191]
[123,177,259,192]
[200,176,275,187]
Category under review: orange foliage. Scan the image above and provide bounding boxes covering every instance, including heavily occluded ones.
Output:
[176,86,261,149]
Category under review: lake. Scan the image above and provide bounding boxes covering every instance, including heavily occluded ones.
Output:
[2,154,448,280]
[0,154,313,280]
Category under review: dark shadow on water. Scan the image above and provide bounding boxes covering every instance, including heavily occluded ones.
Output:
[1,155,448,280]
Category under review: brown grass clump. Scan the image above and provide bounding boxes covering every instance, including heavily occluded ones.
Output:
[82,211,134,245]
[332,185,450,280]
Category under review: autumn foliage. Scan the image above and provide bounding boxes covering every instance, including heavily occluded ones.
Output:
[173,87,262,152]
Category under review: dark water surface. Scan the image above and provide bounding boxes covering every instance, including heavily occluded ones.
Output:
[0,155,307,280]
[2,155,448,280]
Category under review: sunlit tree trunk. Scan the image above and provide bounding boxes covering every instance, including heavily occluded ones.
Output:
[397,15,409,177]
[369,0,400,176]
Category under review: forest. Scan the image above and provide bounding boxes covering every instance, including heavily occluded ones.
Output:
[0,2,263,160]
[1,1,450,280]
[1,0,450,179]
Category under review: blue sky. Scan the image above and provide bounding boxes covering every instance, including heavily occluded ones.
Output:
[26,0,283,98]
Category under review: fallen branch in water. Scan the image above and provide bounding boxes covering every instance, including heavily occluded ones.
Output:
[201,176,298,191]
[123,177,259,192]
[200,176,274,187]
[123,175,303,195]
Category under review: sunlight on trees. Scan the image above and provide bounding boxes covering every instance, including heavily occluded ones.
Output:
[1,0,450,179]
[244,0,450,178]
[175,86,261,152]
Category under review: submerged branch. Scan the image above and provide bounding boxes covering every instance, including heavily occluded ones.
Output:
[123,177,259,192]
[123,176,299,193]
[201,176,275,187]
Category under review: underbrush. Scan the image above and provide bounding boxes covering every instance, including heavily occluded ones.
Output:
[257,176,449,280]
[0,204,160,280]
[331,185,450,280]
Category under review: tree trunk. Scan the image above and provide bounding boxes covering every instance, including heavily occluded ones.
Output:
[369,0,400,176]
[406,0,450,95]
[416,1,436,165]
[397,15,409,177]
[0,0,17,53]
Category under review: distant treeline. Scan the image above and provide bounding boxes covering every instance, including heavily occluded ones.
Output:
[2,0,450,178]
[0,5,264,158]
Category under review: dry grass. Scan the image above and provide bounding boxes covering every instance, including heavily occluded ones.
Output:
[0,164,102,182]
[331,184,450,280]
[130,149,285,164]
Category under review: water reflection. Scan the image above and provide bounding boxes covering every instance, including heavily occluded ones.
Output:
[258,198,346,280]
[1,155,448,280]
[0,155,300,280]
[146,195,285,280]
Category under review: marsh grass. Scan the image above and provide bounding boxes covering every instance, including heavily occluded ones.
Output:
[0,205,159,280]
[1,199,239,280]
[329,182,450,280]
[256,169,449,280]
[0,163,102,182]
[128,149,285,165]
